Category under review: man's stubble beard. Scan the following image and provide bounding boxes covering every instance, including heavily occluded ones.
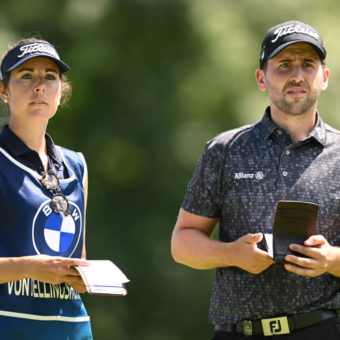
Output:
[267,80,320,116]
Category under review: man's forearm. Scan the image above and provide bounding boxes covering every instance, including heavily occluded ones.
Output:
[171,228,234,270]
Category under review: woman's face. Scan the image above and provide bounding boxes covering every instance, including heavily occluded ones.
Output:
[0,56,62,125]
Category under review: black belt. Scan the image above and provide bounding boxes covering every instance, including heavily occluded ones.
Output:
[215,309,339,336]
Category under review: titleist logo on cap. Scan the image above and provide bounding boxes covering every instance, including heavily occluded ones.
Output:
[17,43,59,59]
[259,20,326,66]
[271,24,319,43]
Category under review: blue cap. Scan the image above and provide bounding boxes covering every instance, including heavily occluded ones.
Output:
[0,40,70,80]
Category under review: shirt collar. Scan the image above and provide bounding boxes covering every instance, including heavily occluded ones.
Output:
[308,115,327,146]
[45,134,64,165]
[260,107,279,140]
[259,106,327,147]
[0,125,30,156]
[0,125,64,163]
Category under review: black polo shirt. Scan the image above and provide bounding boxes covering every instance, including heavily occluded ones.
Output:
[182,107,340,324]
[0,125,68,179]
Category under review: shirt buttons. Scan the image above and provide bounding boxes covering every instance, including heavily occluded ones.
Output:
[282,171,288,176]
[285,150,290,155]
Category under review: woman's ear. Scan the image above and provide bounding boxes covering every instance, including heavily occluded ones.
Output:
[0,81,9,103]
[255,69,267,92]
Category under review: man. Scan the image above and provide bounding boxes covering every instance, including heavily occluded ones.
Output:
[171,20,340,339]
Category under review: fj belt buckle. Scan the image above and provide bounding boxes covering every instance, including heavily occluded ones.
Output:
[261,316,290,336]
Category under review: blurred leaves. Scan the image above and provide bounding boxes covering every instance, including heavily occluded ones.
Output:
[1,0,340,339]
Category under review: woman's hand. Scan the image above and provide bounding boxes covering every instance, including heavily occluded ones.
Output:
[24,255,90,293]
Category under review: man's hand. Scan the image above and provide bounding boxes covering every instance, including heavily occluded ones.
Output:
[230,233,274,274]
[284,235,340,277]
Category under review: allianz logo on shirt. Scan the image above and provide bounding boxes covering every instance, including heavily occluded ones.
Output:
[234,171,264,180]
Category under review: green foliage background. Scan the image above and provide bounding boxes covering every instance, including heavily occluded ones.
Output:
[1,1,340,339]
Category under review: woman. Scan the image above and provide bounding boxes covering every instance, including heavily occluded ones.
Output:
[0,38,93,339]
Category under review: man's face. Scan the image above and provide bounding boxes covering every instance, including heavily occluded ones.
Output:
[256,43,329,116]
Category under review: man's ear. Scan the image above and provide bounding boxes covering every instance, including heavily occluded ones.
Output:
[255,69,267,92]
[321,67,330,92]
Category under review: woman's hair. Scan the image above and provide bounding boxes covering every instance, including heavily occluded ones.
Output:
[0,37,72,111]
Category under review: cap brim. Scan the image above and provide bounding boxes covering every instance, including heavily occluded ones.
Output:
[267,40,326,61]
[6,53,70,74]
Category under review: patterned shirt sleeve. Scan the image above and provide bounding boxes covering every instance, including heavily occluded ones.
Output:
[181,138,224,218]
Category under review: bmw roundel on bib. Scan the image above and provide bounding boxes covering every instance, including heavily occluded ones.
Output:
[32,200,83,257]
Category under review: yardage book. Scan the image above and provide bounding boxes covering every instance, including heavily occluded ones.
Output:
[264,200,318,262]
[75,260,129,296]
